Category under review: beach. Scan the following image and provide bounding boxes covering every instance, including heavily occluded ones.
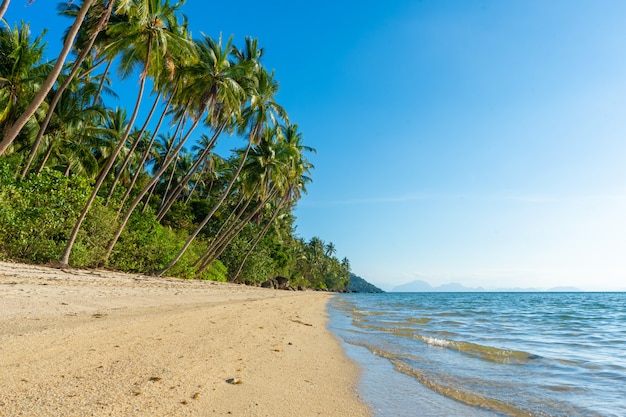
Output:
[0,261,370,416]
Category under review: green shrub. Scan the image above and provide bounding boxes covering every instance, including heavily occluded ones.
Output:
[0,165,117,264]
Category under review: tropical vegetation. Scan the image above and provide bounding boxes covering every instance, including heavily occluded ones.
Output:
[0,0,351,291]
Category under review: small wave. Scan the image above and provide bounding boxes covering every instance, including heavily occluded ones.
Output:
[353,342,534,417]
[415,335,540,365]
[421,336,452,348]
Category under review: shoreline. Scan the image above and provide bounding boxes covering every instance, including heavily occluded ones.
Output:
[0,261,371,416]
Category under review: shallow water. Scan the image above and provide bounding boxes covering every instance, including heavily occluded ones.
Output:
[328,292,626,417]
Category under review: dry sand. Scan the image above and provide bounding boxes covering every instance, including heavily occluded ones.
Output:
[0,261,371,416]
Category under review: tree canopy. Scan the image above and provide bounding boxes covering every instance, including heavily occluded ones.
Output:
[0,0,350,291]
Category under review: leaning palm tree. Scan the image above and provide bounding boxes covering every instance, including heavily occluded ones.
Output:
[59,0,191,266]
[34,80,106,177]
[0,0,96,156]
[20,0,115,178]
[231,124,313,281]
[157,49,288,275]
[0,22,49,153]
[102,33,246,267]
[107,13,193,204]
[155,130,218,220]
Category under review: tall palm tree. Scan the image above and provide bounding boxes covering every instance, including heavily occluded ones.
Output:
[157,44,290,275]
[59,0,190,266]
[105,89,161,205]
[103,33,247,266]
[58,0,129,106]
[231,124,313,281]
[0,0,96,156]
[0,22,49,151]
[21,53,110,176]
[21,0,115,178]
[155,131,219,221]
[34,80,105,177]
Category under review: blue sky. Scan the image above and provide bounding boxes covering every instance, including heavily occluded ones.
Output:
[6,1,626,290]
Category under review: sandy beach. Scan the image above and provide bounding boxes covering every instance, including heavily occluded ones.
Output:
[0,261,370,416]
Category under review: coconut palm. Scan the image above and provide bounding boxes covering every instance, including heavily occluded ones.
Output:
[155,130,220,221]
[0,0,96,156]
[105,89,161,205]
[157,43,292,275]
[230,124,313,281]
[33,80,106,177]
[0,21,49,153]
[103,33,247,267]
[59,0,191,266]
[21,0,115,178]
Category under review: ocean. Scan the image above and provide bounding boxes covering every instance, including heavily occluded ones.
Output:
[328,292,626,417]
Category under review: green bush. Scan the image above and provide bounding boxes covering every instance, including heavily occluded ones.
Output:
[0,165,117,264]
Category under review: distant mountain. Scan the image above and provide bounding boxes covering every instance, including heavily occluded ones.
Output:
[347,273,384,293]
[392,280,484,292]
[547,286,582,292]
[392,279,581,293]
[392,279,433,292]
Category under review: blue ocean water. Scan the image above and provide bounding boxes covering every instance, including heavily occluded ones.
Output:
[328,292,626,417]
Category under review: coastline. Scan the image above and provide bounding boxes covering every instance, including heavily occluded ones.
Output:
[0,261,371,416]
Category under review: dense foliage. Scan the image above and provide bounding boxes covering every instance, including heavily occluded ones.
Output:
[0,0,350,290]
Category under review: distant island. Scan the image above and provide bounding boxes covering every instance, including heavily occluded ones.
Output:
[392,279,582,293]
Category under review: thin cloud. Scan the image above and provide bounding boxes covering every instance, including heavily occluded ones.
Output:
[301,192,626,207]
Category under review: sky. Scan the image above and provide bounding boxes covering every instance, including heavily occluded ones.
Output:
[5,0,626,291]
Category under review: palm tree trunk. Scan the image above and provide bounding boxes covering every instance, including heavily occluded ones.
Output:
[141,182,157,213]
[157,139,254,276]
[0,0,96,156]
[197,189,277,276]
[59,38,153,266]
[184,173,201,204]
[159,151,179,211]
[145,114,187,213]
[0,0,10,21]
[102,110,206,264]
[118,90,179,214]
[156,122,224,221]
[231,196,287,282]
[193,194,253,269]
[20,0,114,178]
[36,139,55,174]
[92,59,113,106]
[191,193,248,268]
[106,90,161,206]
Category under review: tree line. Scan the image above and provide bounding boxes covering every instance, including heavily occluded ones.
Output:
[0,0,351,291]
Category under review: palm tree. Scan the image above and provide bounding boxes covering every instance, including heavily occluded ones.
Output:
[0,21,49,152]
[59,0,190,266]
[155,131,219,221]
[325,242,336,257]
[0,0,96,156]
[157,43,291,275]
[20,0,115,178]
[231,124,314,281]
[58,0,128,106]
[103,33,247,268]
[105,89,161,205]
[34,81,106,177]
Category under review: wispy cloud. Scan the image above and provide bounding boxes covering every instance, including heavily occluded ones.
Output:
[300,192,626,207]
